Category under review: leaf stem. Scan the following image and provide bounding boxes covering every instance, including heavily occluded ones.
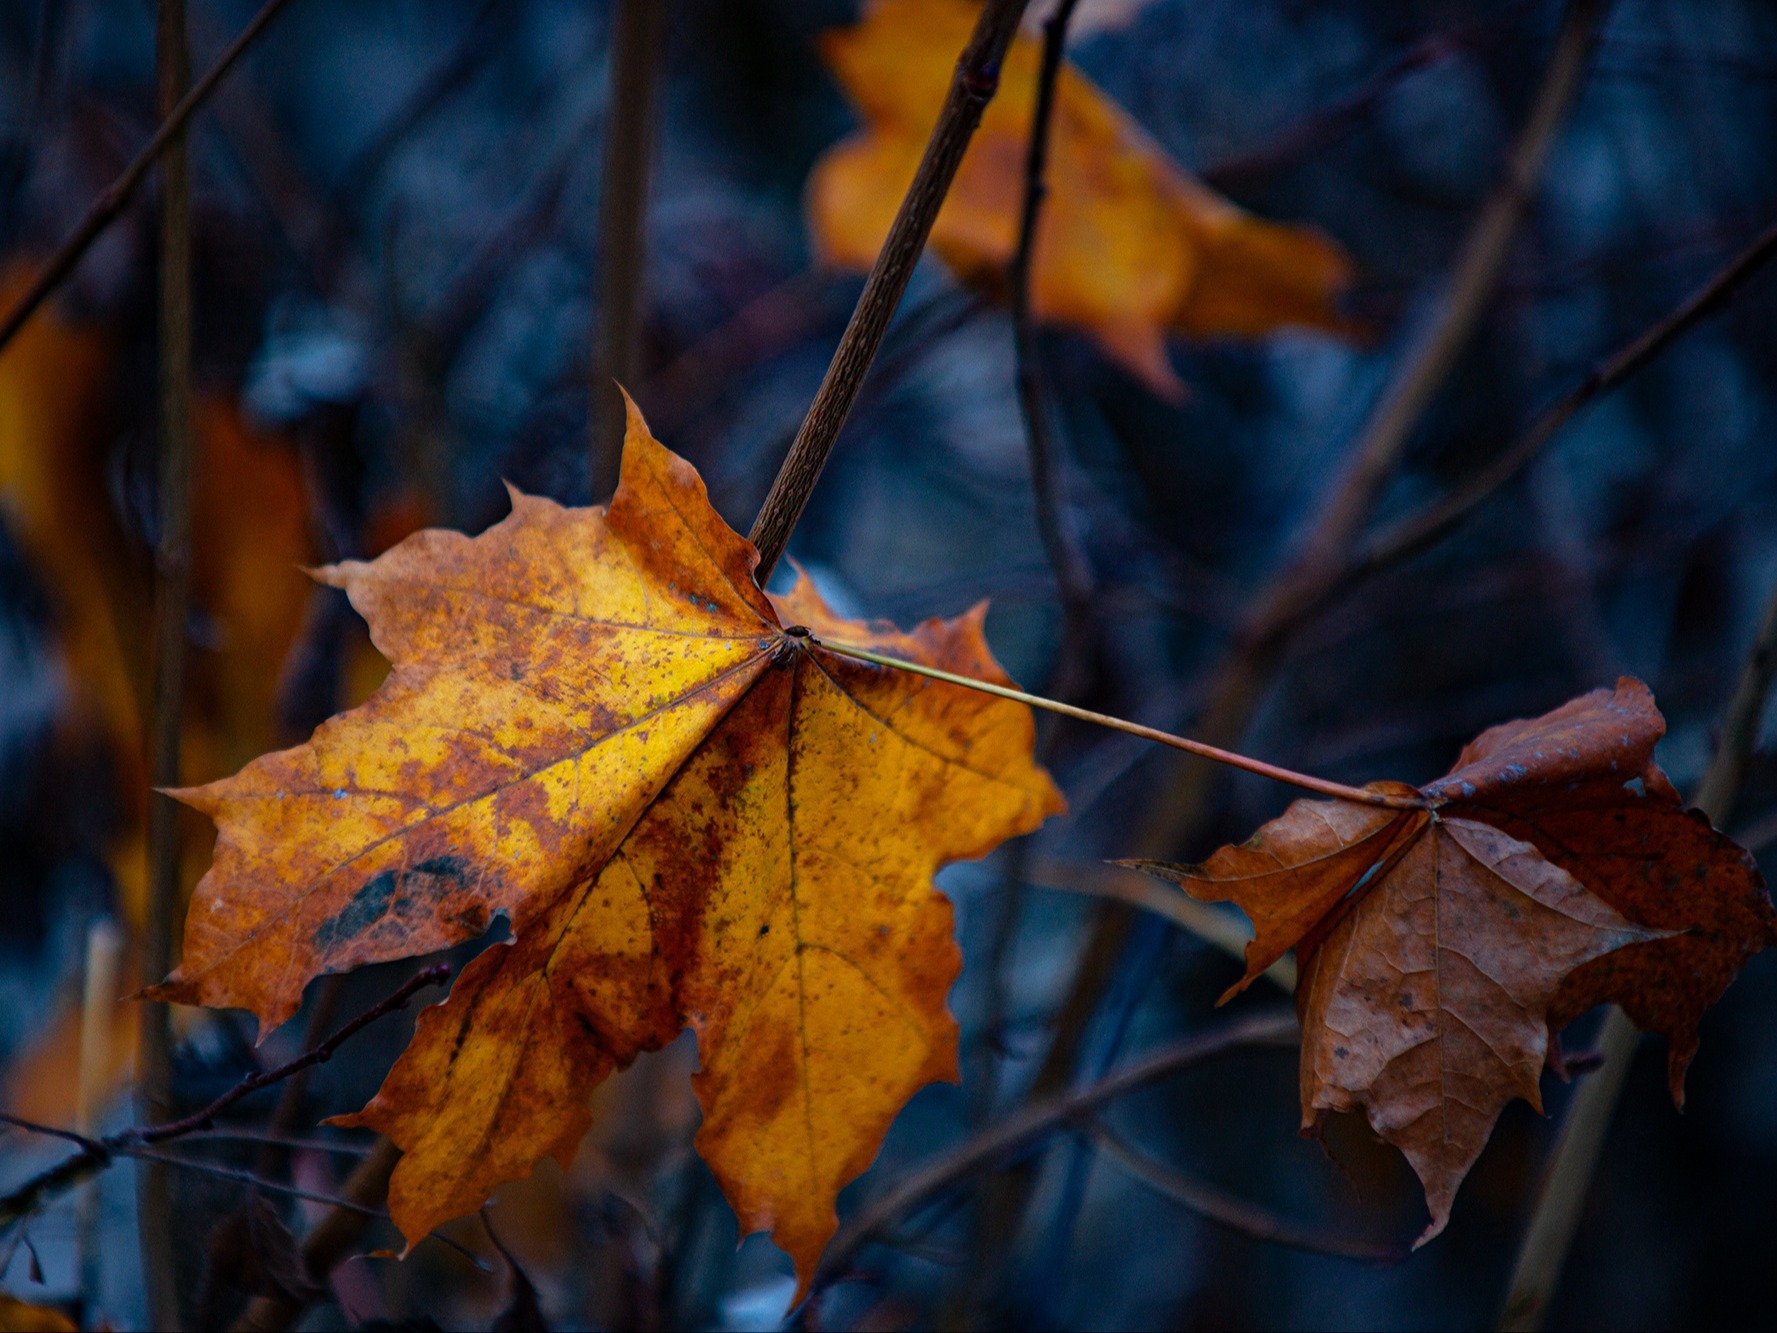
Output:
[807,635,1424,810]
[0,0,301,353]
[748,0,1032,579]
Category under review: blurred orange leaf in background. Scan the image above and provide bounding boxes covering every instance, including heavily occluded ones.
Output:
[0,267,320,1125]
[0,1295,78,1333]
[807,0,1358,398]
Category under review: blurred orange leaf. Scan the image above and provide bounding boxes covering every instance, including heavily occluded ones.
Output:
[153,397,1062,1294]
[0,269,320,1125]
[0,1296,77,1333]
[0,267,143,790]
[807,0,1356,398]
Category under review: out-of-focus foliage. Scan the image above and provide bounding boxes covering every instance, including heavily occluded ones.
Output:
[808,0,1357,398]
[0,1294,77,1333]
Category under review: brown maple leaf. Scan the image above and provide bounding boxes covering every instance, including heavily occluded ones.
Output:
[1420,681,1775,1103]
[150,396,1063,1293]
[1127,680,1772,1243]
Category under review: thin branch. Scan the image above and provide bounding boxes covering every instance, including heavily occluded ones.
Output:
[804,634,1426,810]
[0,1135,115,1234]
[254,975,346,1181]
[1496,1009,1638,1332]
[807,1010,1299,1298]
[1200,2,1539,188]
[1086,1120,1403,1262]
[1,1114,93,1148]
[747,0,1033,579]
[1498,569,1777,1332]
[1011,0,1093,620]
[0,0,302,353]
[138,3,194,1322]
[1356,213,1777,585]
[140,965,449,1145]
[0,969,445,1232]
[973,0,1094,1185]
[120,1147,386,1219]
[590,0,670,500]
[1271,0,1611,591]
[75,919,124,1314]
[176,1130,371,1157]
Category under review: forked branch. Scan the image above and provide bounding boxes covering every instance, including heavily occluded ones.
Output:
[0,967,446,1232]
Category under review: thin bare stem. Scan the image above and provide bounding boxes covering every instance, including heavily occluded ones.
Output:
[1011,0,1092,618]
[1693,570,1777,825]
[806,635,1424,810]
[0,0,301,353]
[137,4,193,1323]
[591,0,670,500]
[176,1130,371,1156]
[748,0,1032,579]
[1498,570,1777,1331]
[254,975,345,1181]
[122,1147,387,1218]
[974,0,1090,1188]
[0,970,443,1232]
[141,966,449,1145]
[808,1010,1299,1298]
[1279,0,1609,585]
[1496,1008,1638,1331]
[1357,213,1777,586]
[1087,1120,1403,1261]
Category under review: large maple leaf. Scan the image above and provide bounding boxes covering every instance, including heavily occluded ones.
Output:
[1128,680,1772,1242]
[151,396,1063,1290]
[806,0,1356,399]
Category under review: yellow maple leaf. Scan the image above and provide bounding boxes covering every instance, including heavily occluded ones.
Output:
[807,0,1356,398]
[152,396,1063,1293]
